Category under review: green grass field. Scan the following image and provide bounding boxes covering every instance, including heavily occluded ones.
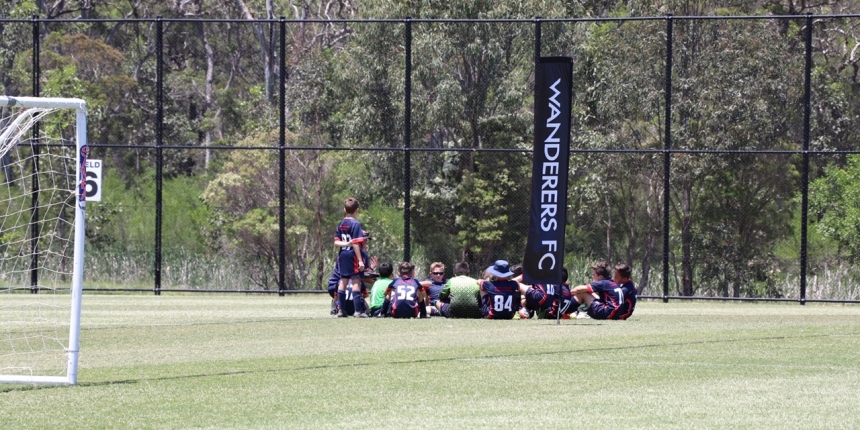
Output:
[2,295,860,429]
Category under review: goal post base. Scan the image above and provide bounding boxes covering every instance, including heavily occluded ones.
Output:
[0,375,74,385]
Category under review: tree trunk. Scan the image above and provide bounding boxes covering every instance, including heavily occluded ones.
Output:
[316,155,325,290]
[605,193,612,261]
[194,19,215,169]
[234,0,274,103]
[680,186,694,296]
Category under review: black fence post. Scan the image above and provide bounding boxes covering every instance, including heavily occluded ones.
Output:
[29,15,40,294]
[154,16,163,296]
[278,17,287,296]
[800,13,813,306]
[404,17,412,262]
[662,14,673,303]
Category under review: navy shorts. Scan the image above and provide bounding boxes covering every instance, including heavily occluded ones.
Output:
[524,288,549,311]
[587,300,615,320]
[439,303,451,318]
[337,252,362,278]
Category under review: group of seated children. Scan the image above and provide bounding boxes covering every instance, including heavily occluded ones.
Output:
[331,258,637,321]
[330,196,636,320]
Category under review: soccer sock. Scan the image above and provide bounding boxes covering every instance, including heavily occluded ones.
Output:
[352,291,363,314]
[337,290,346,314]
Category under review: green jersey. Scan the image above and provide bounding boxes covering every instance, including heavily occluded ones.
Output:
[369,278,393,310]
[442,275,482,319]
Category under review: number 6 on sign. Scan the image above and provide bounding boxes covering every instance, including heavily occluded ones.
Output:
[85,159,102,201]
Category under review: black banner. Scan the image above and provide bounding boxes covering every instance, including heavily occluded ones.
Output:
[523,57,572,285]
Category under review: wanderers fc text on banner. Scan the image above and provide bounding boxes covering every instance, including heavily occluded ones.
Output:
[522,57,572,286]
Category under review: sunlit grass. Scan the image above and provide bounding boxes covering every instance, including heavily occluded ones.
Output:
[2,296,859,429]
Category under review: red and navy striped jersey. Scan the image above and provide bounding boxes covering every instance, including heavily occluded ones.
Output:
[588,279,637,320]
[479,279,521,319]
[386,276,426,318]
[333,217,365,255]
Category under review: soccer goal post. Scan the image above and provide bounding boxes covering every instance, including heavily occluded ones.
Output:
[0,96,87,385]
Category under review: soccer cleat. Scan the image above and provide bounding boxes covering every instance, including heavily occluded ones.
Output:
[354,312,369,318]
[518,308,530,319]
[576,311,591,319]
[336,311,347,317]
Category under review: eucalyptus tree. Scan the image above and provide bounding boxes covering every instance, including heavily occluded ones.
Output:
[564,1,803,296]
[559,17,667,292]
[393,0,557,267]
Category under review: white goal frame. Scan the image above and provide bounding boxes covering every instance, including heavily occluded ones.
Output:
[0,96,87,385]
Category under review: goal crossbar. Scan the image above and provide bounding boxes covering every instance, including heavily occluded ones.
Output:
[0,96,86,110]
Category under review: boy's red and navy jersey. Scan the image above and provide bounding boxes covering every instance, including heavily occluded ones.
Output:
[556,284,573,317]
[479,279,521,319]
[588,279,638,320]
[524,284,555,312]
[386,276,426,318]
[334,218,365,277]
[526,283,571,318]
[333,217,365,255]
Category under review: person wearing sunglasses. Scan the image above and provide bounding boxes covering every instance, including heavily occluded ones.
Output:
[423,262,447,316]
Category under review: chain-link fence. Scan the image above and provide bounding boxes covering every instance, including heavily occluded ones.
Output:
[1,15,859,302]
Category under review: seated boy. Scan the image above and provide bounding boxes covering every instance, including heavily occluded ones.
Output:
[477,260,522,320]
[436,261,482,319]
[518,267,570,319]
[368,262,394,317]
[423,262,447,316]
[569,262,638,320]
[385,262,429,319]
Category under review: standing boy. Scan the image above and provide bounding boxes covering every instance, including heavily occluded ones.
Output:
[333,197,367,317]
[327,230,374,315]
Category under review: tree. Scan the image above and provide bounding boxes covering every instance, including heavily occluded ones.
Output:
[809,154,860,262]
[201,129,341,289]
[564,2,803,296]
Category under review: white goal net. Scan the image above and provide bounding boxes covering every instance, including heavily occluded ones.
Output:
[0,96,87,385]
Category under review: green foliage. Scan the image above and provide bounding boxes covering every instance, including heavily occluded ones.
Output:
[3,1,860,297]
[88,168,212,254]
[355,201,405,263]
[810,155,860,261]
[202,129,346,289]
